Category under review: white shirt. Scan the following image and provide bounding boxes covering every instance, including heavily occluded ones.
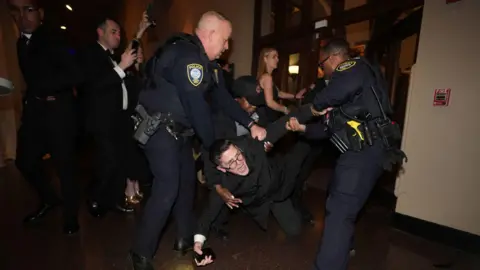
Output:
[236,112,259,136]
[98,42,128,110]
[21,33,32,45]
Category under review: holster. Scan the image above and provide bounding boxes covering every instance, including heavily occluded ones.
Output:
[132,104,194,147]
[374,118,402,150]
[324,108,407,171]
[324,109,366,153]
[324,108,397,154]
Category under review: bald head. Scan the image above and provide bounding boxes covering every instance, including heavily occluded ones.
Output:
[195,11,232,61]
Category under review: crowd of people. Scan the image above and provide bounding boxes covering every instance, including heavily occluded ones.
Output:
[7,0,406,269]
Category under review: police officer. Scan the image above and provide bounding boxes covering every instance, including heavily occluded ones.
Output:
[129,11,266,270]
[287,38,405,270]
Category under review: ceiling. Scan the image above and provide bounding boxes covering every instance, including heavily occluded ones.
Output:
[40,0,124,47]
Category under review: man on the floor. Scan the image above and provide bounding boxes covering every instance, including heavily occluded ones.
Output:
[192,105,330,266]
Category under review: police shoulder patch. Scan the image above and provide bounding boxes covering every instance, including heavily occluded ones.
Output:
[336,60,356,72]
[187,63,204,86]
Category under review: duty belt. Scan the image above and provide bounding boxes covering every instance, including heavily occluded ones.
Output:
[132,104,194,146]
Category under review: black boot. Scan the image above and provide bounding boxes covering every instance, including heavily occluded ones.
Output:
[63,217,79,235]
[129,251,154,270]
[23,202,60,224]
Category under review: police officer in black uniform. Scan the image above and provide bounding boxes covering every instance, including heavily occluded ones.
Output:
[129,11,266,270]
[287,38,406,270]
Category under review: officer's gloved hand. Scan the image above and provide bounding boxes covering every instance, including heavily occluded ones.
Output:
[382,149,408,171]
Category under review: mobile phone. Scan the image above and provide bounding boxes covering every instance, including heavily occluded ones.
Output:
[194,247,216,262]
[131,39,140,52]
[146,3,156,28]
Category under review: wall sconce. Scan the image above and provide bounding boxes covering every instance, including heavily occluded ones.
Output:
[288,65,299,75]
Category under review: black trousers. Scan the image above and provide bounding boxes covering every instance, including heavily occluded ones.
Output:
[313,144,385,270]
[15,95,79,221]
[88,117,124,209]
[116,111,150,185]
[291,138,324,220]
[270,198,302,236]
[132,128,196,259]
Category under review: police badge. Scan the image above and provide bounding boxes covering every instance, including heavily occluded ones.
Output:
[336,60,356,72]
[187,63,204,86]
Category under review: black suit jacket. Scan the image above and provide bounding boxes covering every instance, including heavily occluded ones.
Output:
[77,43,128,133]
[197,106,318,236]
[16,25,80,99]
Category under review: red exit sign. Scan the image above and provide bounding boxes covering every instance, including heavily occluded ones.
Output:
[446,0,461,3]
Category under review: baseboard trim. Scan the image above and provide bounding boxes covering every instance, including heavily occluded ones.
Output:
[392,213,480,254]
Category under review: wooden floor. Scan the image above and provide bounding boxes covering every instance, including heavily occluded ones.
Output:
[0,159,478,270]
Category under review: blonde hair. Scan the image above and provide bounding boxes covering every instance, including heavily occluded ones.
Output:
[256,47,277,80]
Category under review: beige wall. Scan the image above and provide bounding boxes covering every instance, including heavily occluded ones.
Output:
[399,34,418,72]
[122,0,255,78]
[395,0,480,235]
[0,1,24,162]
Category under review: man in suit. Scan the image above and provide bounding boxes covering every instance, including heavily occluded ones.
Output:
[78,17,137,217]
[7,0,81,234]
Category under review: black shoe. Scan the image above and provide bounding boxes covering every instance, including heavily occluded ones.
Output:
[23,203,59,224]
[115,202,135,213]
[211,226,229,241]
[63,219,80,235]
[173,237,193,255]
[300,211,315,226]
[129,251,154,270]
[349,248,356,257]
[86,200,107,218]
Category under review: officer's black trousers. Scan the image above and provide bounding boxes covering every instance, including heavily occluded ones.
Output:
[313,144,385,270]
[132,128,196,259]
[15,96,79,222]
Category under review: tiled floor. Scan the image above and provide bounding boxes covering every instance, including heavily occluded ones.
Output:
[0,158,478,270]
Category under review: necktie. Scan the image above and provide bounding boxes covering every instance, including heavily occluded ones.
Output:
[22,35,30,44]
[106,49,120,64]
[18,35,30,73]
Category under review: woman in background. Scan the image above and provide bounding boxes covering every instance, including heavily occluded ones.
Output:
[256,48,305,123]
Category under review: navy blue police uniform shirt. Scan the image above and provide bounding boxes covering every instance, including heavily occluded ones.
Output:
[139,34,252,148]
[312,57,391,118]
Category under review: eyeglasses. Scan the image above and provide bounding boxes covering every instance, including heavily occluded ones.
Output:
[318,56,330,69]
[222,149,244,170]
[8,5,39,17]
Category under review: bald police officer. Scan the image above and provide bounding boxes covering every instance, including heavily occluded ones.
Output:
[129,11,266,270]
